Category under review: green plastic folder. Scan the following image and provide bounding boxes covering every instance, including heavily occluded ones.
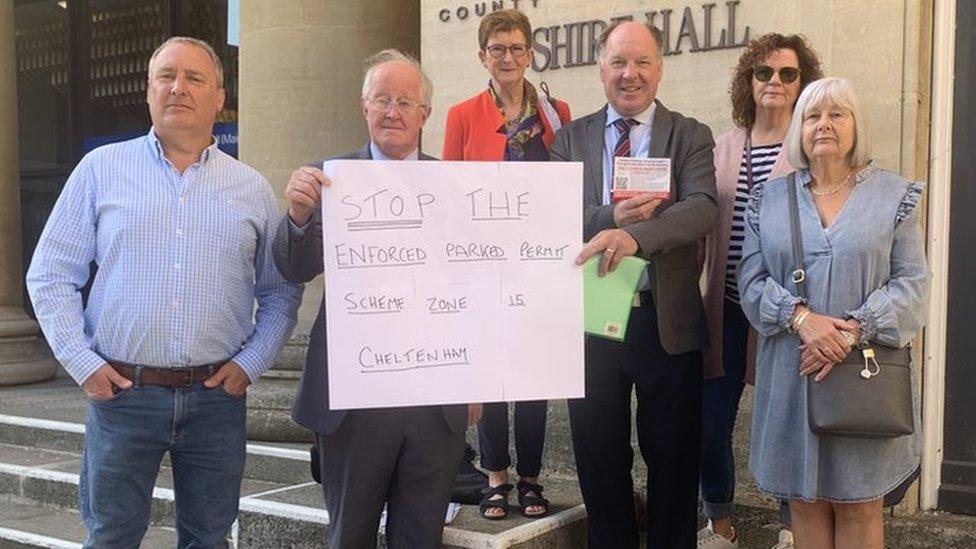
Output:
[583,255,649,341]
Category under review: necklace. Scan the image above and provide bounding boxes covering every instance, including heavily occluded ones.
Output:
[810,169,854,197]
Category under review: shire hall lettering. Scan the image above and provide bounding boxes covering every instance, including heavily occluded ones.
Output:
[436,1,751,72]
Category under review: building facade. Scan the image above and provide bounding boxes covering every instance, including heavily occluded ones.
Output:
[1,0,972,516]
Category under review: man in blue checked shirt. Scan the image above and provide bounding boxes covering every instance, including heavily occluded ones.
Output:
[26,36,302,548]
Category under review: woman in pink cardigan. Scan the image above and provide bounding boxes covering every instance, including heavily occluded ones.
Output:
[697,34,822,549]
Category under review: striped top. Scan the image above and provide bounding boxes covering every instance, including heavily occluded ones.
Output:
[724,142,782,303]
[26,130,303,384]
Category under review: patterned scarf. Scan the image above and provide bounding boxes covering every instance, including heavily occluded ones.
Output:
[488,80,544,161]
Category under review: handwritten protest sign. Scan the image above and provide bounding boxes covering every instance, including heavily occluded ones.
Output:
[321,160,584,410]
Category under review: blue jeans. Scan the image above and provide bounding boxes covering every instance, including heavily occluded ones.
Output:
[699,301,749,520]
[79,382,246,549]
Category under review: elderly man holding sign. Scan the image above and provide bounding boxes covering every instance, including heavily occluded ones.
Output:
[273,50,473,549]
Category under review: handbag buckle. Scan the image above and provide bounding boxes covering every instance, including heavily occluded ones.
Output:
[860,347,880,379]
[791,269,806,284]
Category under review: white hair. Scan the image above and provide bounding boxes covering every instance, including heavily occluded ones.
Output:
[786,77,871,169]
[148,36,224,88]
[361,49,433,107]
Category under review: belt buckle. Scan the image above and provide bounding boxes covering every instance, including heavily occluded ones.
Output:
[178,368,194,387]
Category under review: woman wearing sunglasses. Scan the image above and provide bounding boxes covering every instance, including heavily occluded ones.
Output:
[442,9,571,521]
[698,33,822,549]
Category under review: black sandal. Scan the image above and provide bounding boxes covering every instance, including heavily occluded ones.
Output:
[479,483,514,520]
[516,480,550,518]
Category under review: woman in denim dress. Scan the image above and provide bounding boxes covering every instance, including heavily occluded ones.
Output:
[738,77,929,548]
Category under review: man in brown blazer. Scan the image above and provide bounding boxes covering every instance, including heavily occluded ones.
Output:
[551,21,718,548]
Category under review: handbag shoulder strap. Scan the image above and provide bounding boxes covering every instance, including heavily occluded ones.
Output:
[786,172,808,299]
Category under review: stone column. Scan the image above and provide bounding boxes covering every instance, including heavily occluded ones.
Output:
[238,1,419,441]
[0,0,58,386]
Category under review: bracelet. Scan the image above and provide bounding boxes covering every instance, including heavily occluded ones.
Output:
[791,308,811,332]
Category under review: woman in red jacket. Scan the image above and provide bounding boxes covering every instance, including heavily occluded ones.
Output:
[442,8,571,521]
[443,10,571,163]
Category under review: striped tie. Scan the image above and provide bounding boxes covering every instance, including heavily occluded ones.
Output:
[613,118,639,158]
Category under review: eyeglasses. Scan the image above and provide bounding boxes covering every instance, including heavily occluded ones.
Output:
[367,97,427,113]
[753,65,801,84]
[485,44,529,59]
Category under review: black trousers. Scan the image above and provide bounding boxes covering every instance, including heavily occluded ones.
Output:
[317,407,465,549]
[568,294,703,549]
[477,400,548,476]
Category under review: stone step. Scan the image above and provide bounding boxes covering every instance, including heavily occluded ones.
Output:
[0,379,589,547]
[2,378,975,547]
[0,438,585,549]
[0,413,310,486]
[0,496,176,548]
[0,446,325,546]
[0,377,588,480]
[0,452,586,548]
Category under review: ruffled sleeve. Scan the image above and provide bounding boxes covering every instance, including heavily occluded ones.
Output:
[745,181,764,233]
[896,181,924,225]
[845,179,930,346]
[737,180,805,336]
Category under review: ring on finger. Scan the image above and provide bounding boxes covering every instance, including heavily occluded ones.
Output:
[604,248,616,255]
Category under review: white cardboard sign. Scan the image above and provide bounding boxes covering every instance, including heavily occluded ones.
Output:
[321,160,584,410]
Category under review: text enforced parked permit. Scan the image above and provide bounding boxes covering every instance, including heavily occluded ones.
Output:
[612,157,671,201]
[321,160,584,410]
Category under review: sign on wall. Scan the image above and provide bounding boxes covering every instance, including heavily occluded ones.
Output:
[421,0,756,156]
[435,0,752,72]
[422,0,918,175]
[321,160,585,409]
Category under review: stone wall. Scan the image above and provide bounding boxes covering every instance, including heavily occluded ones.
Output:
[239,0,422,339]
[421,0,930,180]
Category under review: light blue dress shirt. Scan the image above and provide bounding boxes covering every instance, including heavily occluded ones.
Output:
[601,103,656,205]
[368,142,419,161]
[26,130,303,384]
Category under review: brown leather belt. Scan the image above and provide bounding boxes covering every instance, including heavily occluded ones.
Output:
[109,361,228,387]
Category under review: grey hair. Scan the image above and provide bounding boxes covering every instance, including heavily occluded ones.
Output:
[148,36,225,88]
[361,49,433,107]
[786,77,871,169]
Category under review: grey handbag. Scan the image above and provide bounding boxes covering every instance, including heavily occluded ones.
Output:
[785,173,914,438]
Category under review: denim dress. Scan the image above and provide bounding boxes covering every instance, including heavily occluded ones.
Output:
[737,163,929,502]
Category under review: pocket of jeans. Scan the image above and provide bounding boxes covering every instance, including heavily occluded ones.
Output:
[214,384,247,399]
[87,386,133,403]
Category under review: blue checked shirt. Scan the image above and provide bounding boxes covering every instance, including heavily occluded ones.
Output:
[26,130,303,384]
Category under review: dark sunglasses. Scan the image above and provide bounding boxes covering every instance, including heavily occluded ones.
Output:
[753,65,801,84]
